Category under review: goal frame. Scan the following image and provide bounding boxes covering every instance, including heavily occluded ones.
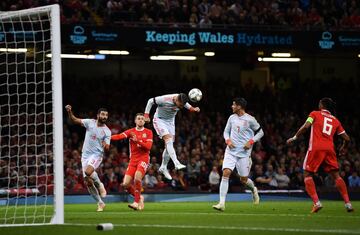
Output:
[0,4,64,226]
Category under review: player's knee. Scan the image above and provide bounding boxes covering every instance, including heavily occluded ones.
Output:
[329,171,340,180]
[303,171,313,178]
[222,169,231,178]
[122,181,130,189]
[240,177,248,184]
[84,176,93,187]
[163,135,172,143]
[85,169,93,178]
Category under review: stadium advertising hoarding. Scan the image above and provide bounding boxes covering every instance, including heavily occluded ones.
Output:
[61,25,360,51]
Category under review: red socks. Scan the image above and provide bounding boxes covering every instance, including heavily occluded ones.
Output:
[126,185,136,196]
[134,179,142,203]
[304,176,319,204]
[335,177,350,203]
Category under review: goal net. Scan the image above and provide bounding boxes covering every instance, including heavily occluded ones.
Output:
[0,5,63,225]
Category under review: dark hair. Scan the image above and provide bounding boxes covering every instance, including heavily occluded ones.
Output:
[320,97,336,113]
[233,97,247,109]
[178,93,189,104]
[97,108,108,114]
[134,113,144,119]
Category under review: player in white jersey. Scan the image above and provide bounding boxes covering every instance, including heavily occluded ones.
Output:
[65,105,111,212]
[144,93,200,180]
[213,97,264,211]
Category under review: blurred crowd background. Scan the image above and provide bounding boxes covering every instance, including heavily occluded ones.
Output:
[1,0,360,29]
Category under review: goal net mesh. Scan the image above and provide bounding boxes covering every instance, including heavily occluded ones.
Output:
[0,6,57,225]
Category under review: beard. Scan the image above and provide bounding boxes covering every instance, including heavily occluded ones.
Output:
[98,117,107,124]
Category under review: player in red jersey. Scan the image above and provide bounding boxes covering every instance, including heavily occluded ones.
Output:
[287,98,353,213]
[111,113,153,210]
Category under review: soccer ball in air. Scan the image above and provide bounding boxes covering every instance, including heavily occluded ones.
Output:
[188,88,202,102]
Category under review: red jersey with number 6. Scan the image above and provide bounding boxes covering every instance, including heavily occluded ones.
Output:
[308,110,345,151]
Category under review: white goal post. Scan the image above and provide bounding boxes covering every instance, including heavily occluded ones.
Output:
[0,5,63,225]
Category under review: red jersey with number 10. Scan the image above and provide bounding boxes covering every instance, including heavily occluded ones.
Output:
[111,127,153,161]
[308,110,345,151]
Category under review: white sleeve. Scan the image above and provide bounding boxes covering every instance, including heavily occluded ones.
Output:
[145,98,155,114]
[104,130,111,145]
[145,95,168,114]
[81,119,92,129]
[184,102,192,110]
[250,117,264,142]
[223,116,232,140]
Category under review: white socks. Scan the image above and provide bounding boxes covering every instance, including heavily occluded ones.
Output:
[91,171,101,189]
[87,184,103,204]
[165,140,181,166]
[245,178,255,192]
[219,177,229,205]
[161,149,171,168]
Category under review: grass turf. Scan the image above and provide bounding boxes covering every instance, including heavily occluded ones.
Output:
[1,201,359,235]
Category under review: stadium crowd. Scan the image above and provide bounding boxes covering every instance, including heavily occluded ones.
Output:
[1,0,360,29]
[61,75,360,194]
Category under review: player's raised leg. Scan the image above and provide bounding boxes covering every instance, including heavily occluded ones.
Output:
[240,176,259,204]
[237,157,259,204]
[159,149,172,180]
[163,135,186,170]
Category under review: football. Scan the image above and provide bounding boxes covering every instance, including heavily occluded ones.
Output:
[188,88,202,102]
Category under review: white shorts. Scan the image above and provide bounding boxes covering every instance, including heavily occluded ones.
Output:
[222,152,252,177]
[153,117,175,138]
[81,155,103,177]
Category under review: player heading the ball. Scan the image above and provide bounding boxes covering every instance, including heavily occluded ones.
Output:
[144,93,200,180]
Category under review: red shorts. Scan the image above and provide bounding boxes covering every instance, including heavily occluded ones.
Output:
[303,149,339,173]
[125,157,149,178]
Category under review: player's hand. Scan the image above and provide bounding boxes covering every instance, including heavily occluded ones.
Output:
[130,132,137,142]
[65,105,72,112]
[244,141,252,150]
[226,139,235,149]
[101,141,107,148]
[144,117,150,123]
[286,136,297,145]
[339,146,347,156]
[193,107,200,112]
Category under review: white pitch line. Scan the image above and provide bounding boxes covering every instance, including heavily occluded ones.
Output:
[65,223,360,234]
[67,211,360,219]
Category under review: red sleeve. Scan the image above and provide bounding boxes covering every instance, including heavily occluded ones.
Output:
[111,129,132,141]
[137,129,153,151]
[336,121,345,135]
[309,111,317,120]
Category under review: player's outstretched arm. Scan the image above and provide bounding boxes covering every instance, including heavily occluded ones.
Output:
[286,120,312,144]
[339,132,350,156]
[65,105,82,126]
[111,132,128,141]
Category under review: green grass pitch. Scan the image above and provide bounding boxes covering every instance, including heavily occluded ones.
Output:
[1,201,360,235]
